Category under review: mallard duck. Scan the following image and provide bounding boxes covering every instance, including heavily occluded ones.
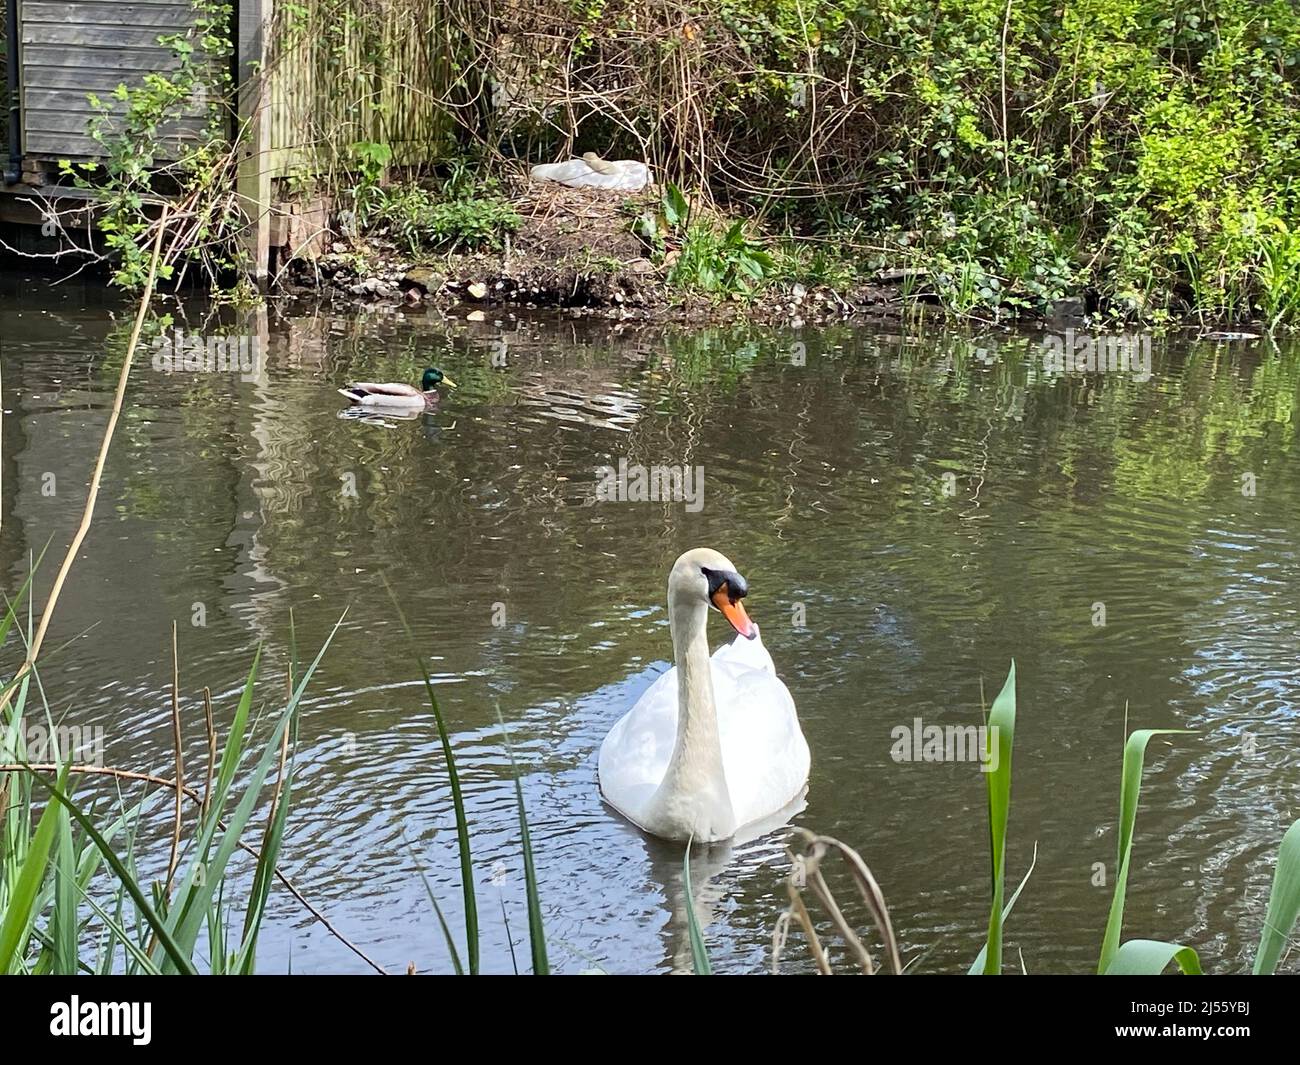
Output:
[337,367,457,410]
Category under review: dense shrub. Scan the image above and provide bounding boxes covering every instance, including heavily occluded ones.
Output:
[466,0,1300,320]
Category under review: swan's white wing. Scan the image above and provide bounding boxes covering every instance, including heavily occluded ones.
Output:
[598,629,809,833]
[713,633,810,828]
[530,159,597,184]
[597,665,678,828]
[529,159,650,191]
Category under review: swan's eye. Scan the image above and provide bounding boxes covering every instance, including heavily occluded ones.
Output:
[700,566,748,602]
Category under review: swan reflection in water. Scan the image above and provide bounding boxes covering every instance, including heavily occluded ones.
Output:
[627,794,808,974]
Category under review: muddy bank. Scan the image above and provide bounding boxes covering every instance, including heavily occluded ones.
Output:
[283,183,906,327]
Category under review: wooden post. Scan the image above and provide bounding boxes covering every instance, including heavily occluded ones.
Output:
[235,0,273,284]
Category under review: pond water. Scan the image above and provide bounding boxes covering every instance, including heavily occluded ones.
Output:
[2,276,1297,974]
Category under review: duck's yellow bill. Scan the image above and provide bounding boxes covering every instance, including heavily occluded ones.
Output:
[442,376,458,389]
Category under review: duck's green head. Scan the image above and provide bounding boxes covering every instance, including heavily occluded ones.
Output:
[422,367,457,391]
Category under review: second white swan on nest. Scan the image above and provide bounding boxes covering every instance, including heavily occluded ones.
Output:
[598,548,810,842]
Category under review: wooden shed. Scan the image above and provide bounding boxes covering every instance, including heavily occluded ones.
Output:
[3,1,453,277]
[15,0,206,160]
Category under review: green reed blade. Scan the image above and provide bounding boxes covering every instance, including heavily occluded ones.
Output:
[212,644,262,809]
[234,734,296,974]
[979,662,1016,974]
[968,842,1037,974]
[51,797,78,975]
[163,616,343,971]
[418,673,480,974]
[1097,728,1190,974]
[1252,818,1300,974]
[0,764,67,974]
[24,765,196,974]
[498,713,548,975]
[683,841,712,975]
[384,580,479,975]
[1104,939,1203,975]
[76,882,163,975]
[406,833,463,975]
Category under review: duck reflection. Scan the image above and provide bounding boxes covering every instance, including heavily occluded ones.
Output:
[336,404,451,441]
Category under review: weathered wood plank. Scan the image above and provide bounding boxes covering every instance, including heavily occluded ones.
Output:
[23,0,192,9]
[23,2,197,28]
[22,24,192,49]
[21,46,182,70]
[23,87,206,116]
[24,133,113,156]
[25,136,203,161]
[23,108,206,136]
[23,67,186,91]
[18,0,218,165]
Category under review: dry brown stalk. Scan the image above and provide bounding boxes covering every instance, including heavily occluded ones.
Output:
[164,621,185,896]
[773,827,903,975]
[0,212,170,722]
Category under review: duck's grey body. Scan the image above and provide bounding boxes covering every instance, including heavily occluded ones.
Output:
[338,382,437,410]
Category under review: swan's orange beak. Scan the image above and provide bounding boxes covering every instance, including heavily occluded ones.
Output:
[712,584,757,640]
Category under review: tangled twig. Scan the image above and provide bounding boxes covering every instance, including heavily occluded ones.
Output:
[773,827,903,975]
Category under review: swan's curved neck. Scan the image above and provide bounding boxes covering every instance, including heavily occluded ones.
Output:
[647,587,734,838]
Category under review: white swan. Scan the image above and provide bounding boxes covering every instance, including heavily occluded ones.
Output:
[598,548,810,842]
[529,153,651,192]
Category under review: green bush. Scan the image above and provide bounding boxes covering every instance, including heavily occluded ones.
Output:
[638,183,775,297]
[484,0,1300,322]
[375,185,521,256]
[740,0,1300,321]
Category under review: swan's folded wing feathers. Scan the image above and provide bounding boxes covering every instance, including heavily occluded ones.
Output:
[599,631,809,835]
[714,635,810,828]
[597,666,679,823]
[711,626,777,673]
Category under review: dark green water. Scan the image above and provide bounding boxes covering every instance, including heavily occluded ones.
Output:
[2,277,1297,973]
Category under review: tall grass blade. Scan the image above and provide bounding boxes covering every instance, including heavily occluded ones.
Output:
[405,835,464,976]
[23,766,196,973]
[155,651,264,963]
[683,841,712,975]
[212,644,262,804]
[1097,727,1190,974]
[498,714,548,975]
[76,885,162,975]
[419,675,480,974]
[165,708,288,968]
[514,777,548,975]
[0,765,67,973]
[968,842,1038,974]
[233,731,296,974]
[50,798,78,975]
[162,617,343,971]
[383,582,479,975]
[0,549,45,653]
[1252,818,1300,974]
[979,661,1016,974]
